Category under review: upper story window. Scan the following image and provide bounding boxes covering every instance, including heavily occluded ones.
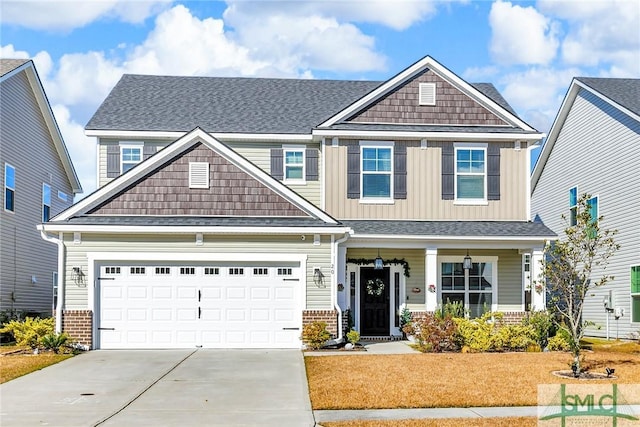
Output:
[361,145,393,199]
[57,190,68,202]
[455,146,486,201]
[569,187,578,226]
[121,145,142,173]
[587,196,598,224]
[42,183,51,222]
[631,266,640,323]
[283,147,305,182]
[4,163,15,212]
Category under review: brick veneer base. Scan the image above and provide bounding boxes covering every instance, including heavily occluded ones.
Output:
[410,310,526,325]
[62,310,93,348]
[303,310,338,338]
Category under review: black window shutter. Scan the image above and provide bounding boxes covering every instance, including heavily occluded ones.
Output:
[394,144,407,199]
[347,144,360,199]
[270,148,283,180]
[106,145,120,178]
[305,149,319,181]
[143,144,155,160]
[487,144,500,200]
[441,142,454,200]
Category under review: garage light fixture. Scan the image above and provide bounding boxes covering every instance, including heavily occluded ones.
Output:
[313,267,325,287]
[72,267,86,286]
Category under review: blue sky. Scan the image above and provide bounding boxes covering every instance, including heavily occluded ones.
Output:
[1,0,638,196]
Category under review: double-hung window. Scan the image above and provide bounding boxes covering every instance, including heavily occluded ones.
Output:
[283,147,305,182]
[455,145,486,201]
[121,144,142,173]
[440,258,496,318]
[569,187,578,226]
[587,196,598,223]
[361,144,393,199]
[632,266,640,323]
[42,183,51,222]
[4,164,15,212]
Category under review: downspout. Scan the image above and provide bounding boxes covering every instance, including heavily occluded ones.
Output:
[40,229,65,333]
[332,232,350,342]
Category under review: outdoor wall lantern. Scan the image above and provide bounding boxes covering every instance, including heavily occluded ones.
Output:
[313,267,325,287]
[72,266,86,286]
[463,250,472,270]
[374,249,384,270]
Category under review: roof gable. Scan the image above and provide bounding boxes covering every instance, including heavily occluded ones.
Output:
[54,128,338,224]
[0,59,82,194]
[531,77,640,191]
[319,55,536,132]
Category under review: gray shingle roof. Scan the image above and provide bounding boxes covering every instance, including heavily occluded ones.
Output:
[342,220,556,238]
[86,75,520,134]
[59,216,339,228]
[0,59,29,77]
[576,78,640,117]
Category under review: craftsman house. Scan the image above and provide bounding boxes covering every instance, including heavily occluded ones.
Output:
[40,56,554,349]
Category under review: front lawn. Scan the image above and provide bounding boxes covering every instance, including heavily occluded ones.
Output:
[0,345,72,383]
[305,352,640,410]
[322,418,537,427]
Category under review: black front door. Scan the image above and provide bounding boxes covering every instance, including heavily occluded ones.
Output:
[360,267,390,336]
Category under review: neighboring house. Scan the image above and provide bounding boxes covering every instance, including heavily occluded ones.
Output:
[40,56,555,349]
[1,59,82,317]
[532,77,640,340]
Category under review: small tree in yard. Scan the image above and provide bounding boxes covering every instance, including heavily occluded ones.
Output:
[539,193,619,375]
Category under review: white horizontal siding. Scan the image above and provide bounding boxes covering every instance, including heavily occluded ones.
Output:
[532,88,640,338]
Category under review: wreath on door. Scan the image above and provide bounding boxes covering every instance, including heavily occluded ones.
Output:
[366,278,385,296]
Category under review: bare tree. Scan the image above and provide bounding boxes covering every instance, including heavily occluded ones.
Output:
[539,193,619,375]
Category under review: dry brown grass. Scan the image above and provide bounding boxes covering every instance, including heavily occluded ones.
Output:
[305,352,640,409]
[0,346,72,383]
[321,417,537,427]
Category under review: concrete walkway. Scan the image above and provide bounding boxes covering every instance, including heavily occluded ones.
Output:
[0,349,314,427]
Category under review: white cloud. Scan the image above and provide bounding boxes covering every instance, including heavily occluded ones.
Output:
[462,65,499,81]
[538,0,640,77]
[51,105,97,196]
[0,0,172,31]
[489,1,560,66]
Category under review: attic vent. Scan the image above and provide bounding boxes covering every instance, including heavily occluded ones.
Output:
[419,83,436,106]
[189,162,209,189]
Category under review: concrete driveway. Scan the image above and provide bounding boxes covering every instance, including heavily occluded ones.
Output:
[0,349,314,426]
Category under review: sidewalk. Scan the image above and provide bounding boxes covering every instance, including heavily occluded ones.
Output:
[315,406,539,423]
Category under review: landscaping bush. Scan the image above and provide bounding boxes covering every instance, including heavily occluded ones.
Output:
[436,300,466,319]
[521,310,553,349]
[41,332,71,353]
[411,313,459,352]
[492,324,537,351]
[547,327,572,351]
[455,312,538,352]
[346,329,360,345]
[0,317,54,349]
[302,321,330,350]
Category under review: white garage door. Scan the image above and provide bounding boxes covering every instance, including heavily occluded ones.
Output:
[97,262,302,349]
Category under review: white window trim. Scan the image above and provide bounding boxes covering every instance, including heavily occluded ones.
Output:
[189,162,210,189]
[282,145,306,184]
[588,194,599,222]
[57,190,68,202]
[569,186,578,226]
[454,143,487,205]
[419,83,436,106]
[42,183,51,222]
[4,163,15,213]
[632,265,640,323]
[359,141,394,202]
[119,141,144,174]
[437,256,498,314]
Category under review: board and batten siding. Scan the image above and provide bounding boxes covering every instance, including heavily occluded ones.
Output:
[0,71,74,315]
[324,139,528,220]
[97,138,321,206]
[531,88,640,338]
[61,233,333,311]
[438,249,523,311]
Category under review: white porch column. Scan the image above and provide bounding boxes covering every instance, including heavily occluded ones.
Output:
[336,245,348,310]
[425,248,438,312]
[531,248,546,311]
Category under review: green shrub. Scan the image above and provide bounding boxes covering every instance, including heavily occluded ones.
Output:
[454,312,498,352]
[522,310,553,348]
[346,329,360,345]
[437,300,467,319]
[412,313,459,353]
[0,317,55,348]
[41,332,70,353]
[492,324,537,351]
[399,307,412,330]
[548,334,571,351]
[302,321,330,350]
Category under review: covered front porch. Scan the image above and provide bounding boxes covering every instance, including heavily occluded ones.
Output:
[335,221,555,339]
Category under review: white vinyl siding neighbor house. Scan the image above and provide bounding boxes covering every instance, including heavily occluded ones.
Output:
[532,77,640,340]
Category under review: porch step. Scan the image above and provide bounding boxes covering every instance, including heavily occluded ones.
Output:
[360,335,403,342]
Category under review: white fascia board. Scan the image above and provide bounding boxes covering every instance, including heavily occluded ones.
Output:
[20,64,83,194]
[344,240,550,250]
[88,252,308,263]
[85,129,313,142]
[313,128,544,141]
[38,223,351,235]
[54,127,337,224]
[350,233,557,242]
[0,61,32,82]
[318,55,536,131]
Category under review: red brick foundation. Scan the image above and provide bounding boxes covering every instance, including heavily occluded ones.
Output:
[62,310,93,348]
[501,311,527,325]
[302,310,338,338]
